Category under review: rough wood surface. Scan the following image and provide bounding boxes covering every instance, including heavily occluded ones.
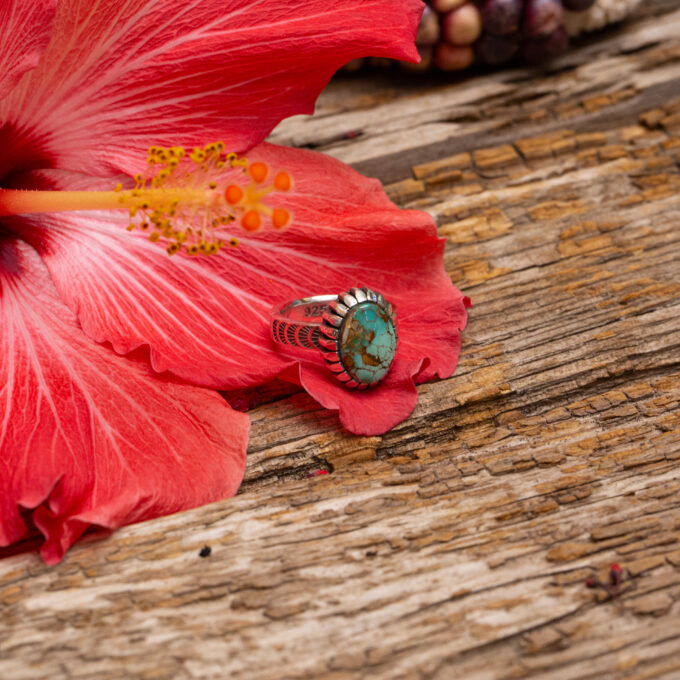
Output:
[2,3,680,679]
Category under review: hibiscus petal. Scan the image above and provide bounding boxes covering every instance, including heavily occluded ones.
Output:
[0,0,423,177]
[0,239,248,564]
[0,0,56,101]
[290,358,422,435]
[15,144,467,434]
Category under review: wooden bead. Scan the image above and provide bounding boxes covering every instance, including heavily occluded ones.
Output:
[431,0,467,11]
[416,6,441,46]
[343,58,364,72]
[435,43,475,70]
[442,4,483,46]
[401,45,435,72]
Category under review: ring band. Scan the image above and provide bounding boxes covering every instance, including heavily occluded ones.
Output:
[271,287,398,389]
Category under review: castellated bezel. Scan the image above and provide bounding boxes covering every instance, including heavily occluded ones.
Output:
[317,287,398,390]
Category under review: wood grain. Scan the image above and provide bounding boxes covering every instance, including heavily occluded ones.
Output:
[1,2,679,679]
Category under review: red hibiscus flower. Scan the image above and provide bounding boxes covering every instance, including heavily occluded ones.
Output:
[0,0,466,564]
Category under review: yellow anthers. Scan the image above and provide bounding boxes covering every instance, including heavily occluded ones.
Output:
[115,142,293,256]
[225,151,248,169]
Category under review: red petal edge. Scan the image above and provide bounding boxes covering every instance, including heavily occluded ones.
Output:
[3,0,424,177]
[0,239,248,564]
[15,143,467,435]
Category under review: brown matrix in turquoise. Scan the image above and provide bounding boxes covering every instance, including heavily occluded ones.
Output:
[339,302,397,386]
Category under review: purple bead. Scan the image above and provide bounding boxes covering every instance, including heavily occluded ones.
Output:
[521,25,569,63]
[562,0,597,10]
[522,0,563,38]
[475,32,520,64]
[481,0,522,36]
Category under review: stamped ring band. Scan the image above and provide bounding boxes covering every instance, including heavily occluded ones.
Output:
[271,287,398,389]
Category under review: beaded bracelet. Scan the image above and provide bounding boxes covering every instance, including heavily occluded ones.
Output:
[346,0,643,71]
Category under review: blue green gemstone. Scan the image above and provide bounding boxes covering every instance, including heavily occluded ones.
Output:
[339,302,397,386]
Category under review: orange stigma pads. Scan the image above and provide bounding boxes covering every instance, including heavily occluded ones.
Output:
[272,208,291,230]
[240,210,262,232]
[118,143,293,256]
[224,184,244,205]
[225,163,293,233]
[248,162,268,183]
[274,171,292,192]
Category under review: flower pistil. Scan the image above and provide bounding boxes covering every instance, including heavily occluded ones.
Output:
[0,143,293,256]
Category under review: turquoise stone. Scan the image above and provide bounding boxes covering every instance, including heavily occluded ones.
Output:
[339,302,397,385]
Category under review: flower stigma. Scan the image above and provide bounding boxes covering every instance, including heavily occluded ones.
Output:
[0,142,293,256]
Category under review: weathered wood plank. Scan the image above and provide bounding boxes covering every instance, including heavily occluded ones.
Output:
[1,1,679,679]
[271,5,680,184]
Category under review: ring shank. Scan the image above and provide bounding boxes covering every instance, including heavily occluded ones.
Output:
[271,294,337,324]
[271,294,338,350]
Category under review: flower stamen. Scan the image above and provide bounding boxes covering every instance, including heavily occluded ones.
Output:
[0,142,293,257]
[121,143,292,255]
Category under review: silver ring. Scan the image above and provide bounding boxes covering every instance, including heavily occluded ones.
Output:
[271,287,398,389]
